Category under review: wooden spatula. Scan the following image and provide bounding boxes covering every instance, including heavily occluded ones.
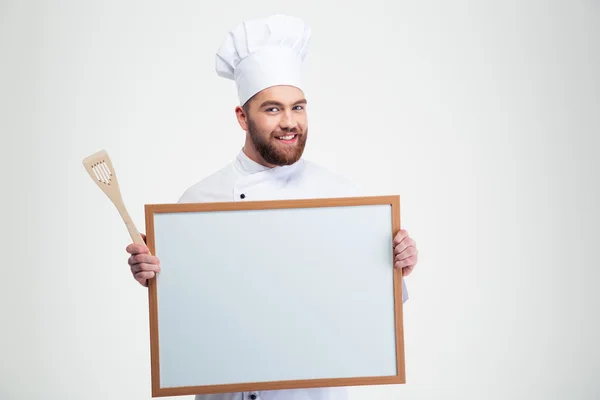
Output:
[82,149,146,246]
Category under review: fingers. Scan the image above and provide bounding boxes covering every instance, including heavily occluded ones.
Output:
[130,262,160,275]
[129,254,160,273]
[126,242,149,256]
[395,255,417,269]
[134,271,156,286]
[126,239,159,286]
[130,258,160,286]
[394,237,417,258]
[395,243,417,261]
[398,262,415,277]
[393,231,418,277]
[393,229,409,247]
[395,255,417,277]
[128,253,158,266]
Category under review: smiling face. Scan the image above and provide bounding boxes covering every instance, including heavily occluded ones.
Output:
[235,85,308,167]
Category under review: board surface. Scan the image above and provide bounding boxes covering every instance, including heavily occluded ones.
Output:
[144,196,405,397]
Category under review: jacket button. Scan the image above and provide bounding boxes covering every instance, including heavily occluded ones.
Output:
[240,193,246,199]
[249,394,257,400]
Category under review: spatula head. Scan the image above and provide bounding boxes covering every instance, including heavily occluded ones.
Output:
[83,149,119,189]
[82,149,144,248]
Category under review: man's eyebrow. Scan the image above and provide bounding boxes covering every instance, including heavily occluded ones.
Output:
[259,100,284,108]
[258,99,308,108]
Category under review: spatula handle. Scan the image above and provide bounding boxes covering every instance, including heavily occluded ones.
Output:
[114,200,147,247]
[125,219,146,246]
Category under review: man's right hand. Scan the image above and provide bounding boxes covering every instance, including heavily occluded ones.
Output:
[126,233,161,287]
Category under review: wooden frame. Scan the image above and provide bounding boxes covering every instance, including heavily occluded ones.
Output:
[144,195,405,397]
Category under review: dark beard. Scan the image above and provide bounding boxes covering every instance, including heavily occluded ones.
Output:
[247,118,307,166]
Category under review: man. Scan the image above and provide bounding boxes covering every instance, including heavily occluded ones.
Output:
[126,14,418,400]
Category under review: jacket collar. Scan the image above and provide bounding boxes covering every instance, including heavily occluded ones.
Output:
[234,149,304,177]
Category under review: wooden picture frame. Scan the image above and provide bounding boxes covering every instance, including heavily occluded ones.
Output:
[144,195,406,397]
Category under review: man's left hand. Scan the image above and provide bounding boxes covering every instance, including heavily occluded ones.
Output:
[393,229,418,277]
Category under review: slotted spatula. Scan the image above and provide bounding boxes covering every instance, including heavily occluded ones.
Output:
[82,149,146,246]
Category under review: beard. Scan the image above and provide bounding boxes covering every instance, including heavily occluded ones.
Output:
[247,117,308,166]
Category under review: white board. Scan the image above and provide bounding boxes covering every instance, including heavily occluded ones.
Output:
[144,196,406,397]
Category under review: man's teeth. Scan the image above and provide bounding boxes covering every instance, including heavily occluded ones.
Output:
[278,135,295,140]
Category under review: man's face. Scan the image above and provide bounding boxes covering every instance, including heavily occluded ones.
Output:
[241,85,308,167]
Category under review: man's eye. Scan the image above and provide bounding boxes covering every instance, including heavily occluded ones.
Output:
[294,106,304,110]
[266,107,279,112]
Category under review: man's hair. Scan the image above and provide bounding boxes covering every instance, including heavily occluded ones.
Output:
[241,95,255,116]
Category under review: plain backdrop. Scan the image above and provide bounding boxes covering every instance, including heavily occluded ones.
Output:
[1,0,599,399]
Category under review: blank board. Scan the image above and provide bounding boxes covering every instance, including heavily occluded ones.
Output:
[144,195,405,397]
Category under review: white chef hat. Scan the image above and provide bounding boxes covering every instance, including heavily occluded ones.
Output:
[215,14,311,106]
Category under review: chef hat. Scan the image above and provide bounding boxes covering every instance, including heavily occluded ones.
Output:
[215,14,311,106]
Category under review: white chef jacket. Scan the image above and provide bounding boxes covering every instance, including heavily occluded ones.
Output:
[178,149,409,400]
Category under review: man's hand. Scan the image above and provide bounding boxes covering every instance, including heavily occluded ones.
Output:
[126,233,161,287]
[393,229,418,277]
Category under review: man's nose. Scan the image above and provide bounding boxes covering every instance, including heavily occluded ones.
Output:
[279,111,297,130]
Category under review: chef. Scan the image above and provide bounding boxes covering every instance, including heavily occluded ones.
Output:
[126,14,419,400]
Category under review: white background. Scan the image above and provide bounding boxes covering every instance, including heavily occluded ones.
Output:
[1,0,599,399]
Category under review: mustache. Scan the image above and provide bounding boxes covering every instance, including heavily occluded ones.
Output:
[273,127,305,136]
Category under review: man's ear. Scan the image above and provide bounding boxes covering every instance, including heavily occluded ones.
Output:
[235,105,249,131]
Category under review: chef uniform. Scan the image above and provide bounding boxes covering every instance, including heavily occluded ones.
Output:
[176,14,409,400]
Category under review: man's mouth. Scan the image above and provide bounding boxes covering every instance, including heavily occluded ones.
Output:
[275,134,298,143]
